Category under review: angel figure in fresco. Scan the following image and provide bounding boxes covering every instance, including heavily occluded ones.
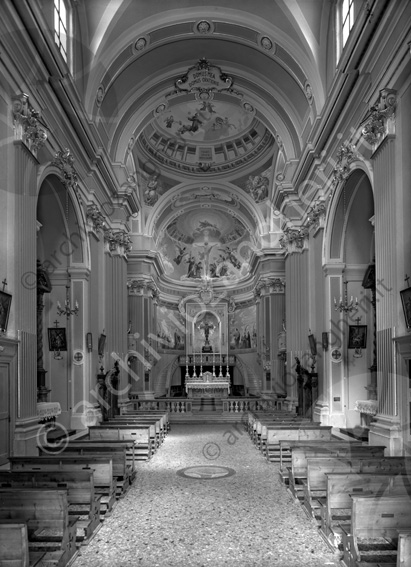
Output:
[245,175,269,203]
[143,175,160,206]
[218,246,241,270]
[173,243,188,265]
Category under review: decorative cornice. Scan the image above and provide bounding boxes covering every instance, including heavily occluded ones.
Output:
[12,93,47,156]
[361,88,396,147]
[279,226,309,254]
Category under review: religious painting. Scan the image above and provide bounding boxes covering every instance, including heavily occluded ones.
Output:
[157,210,254,283]
[156,307,185,351]
[400,286,411,330]
[48,327,67,352]
[156,99,253,143]
[98,333,106,356]
[348,326,367,349]
[0,291,12,333]
[229,305,257,351]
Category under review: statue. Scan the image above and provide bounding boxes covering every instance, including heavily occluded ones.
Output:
[198,317,215,352]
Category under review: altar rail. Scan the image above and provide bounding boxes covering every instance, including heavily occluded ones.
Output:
[122,396,283,415]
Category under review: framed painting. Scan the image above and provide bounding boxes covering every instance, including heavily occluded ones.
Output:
[0,291,12,332]
[322,332,329,351]
[98,333,106,356]
[348,325,367,349]
[400,286,411,330]
[308,332,317,356]
[48,327,67,351]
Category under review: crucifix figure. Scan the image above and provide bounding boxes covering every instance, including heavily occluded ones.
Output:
[198,317,215,349]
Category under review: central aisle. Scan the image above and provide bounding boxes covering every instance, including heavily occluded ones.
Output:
[72,423,341,567]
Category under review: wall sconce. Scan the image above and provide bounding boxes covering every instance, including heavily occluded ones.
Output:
[86,332,93,352]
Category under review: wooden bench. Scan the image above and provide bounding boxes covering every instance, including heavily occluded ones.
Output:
[265,425,333,462]
[340,493,411,567]
[320,472,411,543]
[287,444,386,500]
[107,417,164,449]
[10,455,116,516]
[0,469,101,544]
[303,456,411,527]
[0,488,78,567]
[40,443,134,497]
[88,425,154,460]
[116,411,169,436]
[279,439,361,475]
[0,521,46,567]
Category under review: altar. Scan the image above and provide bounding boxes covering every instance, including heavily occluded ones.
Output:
[185,372,230,398]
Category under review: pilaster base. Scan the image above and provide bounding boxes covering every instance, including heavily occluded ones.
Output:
[71,404,102,430]
[13,416,42,456]
[313,401,330,424]
[368,414,403,455]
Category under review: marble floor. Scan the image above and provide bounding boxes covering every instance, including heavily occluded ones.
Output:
[72,423,342,567]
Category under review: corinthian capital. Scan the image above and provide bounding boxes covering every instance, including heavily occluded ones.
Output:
[12,93,47,155]
[279,226,309,254]
[361,88,396,147]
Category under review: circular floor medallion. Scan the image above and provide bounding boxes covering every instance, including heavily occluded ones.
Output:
[177,465,235,480]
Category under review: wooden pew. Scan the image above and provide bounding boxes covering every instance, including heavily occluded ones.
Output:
[319,472,411,541]
[39,443,134,497]
[0,521,45,567]
[265,425,333,462]
[117,411,169,435]
[88,425,154,460]
[0,470,101,544]
[107,417,164,449]
[10,456,116,516]
[64,439,136,470]
[287,444,386,500]
[279,439,361,479]
[340,494,411,567]
[303,456,411,526]
[0,488,78,567]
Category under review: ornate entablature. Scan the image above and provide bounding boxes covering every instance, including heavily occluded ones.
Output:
[254,277,285,299]
[127,278,159,300]
[12,92,47,156]
[361,88,396,147]
[305,199,327,230]
[279,226,309,254]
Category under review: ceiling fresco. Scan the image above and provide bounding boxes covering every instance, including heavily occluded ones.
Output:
[155,99,254,143]
[158,209,254,282]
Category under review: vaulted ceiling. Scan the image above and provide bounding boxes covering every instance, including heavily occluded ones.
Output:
[75,0,331,285]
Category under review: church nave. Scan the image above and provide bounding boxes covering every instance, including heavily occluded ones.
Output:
[72,424,340,567]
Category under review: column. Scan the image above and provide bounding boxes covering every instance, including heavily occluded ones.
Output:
[361,89,401,453]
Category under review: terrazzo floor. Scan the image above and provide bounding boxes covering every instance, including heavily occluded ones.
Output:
[72,423,342,567]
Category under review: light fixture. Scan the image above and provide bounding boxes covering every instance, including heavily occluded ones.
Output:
[57,279,79,317]
[334,280,358,313]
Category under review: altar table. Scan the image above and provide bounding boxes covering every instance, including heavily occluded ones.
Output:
[185,380,230,398]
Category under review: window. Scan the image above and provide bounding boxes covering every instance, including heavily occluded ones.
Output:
[342,0,355,47]
[337,0,358,62]
[54,0,68,62]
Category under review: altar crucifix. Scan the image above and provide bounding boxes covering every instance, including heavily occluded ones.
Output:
[198,317,216,353]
